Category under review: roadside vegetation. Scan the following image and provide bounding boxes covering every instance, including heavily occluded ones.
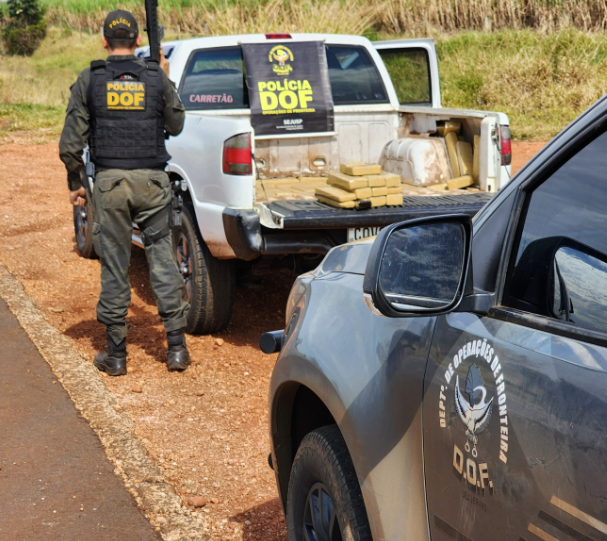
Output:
[3,0,607,141]
[2,0,47,56]
[0,27,102,140]
[33,0,607,35]
[436,29,607,140]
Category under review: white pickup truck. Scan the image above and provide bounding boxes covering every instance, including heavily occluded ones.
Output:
[75,33,512,335]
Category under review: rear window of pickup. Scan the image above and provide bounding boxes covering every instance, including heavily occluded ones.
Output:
[180,44,389,110]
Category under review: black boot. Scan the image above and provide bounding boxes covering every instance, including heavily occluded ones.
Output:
[167,329,190,371]
[94,336,127,376]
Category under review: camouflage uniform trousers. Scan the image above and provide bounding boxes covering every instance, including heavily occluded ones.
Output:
[92,168,189,345]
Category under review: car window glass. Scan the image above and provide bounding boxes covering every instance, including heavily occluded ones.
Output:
[325,45,389,105]
[504,129,607,332]
[379,222,464,309]
[180,46,249,110]
[377,48,431,104]
[553,247,607,332]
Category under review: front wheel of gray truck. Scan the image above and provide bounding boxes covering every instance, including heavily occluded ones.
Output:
[173,204,236,335]
[287,425,373,541]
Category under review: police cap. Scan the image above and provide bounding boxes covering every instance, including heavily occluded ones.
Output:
[103,10,138,39]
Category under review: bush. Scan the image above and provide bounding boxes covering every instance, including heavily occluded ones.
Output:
[7,0,44,26]
[1,0,47,56]
[2,22,46,55]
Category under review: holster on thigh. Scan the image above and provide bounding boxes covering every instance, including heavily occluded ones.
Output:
[138,205,172,246]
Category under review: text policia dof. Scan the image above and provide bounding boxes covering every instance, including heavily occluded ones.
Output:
[106,81,146,110]
[258,79,315,113]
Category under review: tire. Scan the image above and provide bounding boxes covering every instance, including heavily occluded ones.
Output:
[73,199,98,259]
[173,203,236,335]
[287,425,373,541]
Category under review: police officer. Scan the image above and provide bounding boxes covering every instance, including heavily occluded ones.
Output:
[59,10,190,376]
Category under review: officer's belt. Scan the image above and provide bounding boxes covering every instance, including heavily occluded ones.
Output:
[138,205,171,246]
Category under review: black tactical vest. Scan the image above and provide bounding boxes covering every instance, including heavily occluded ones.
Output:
[87,59,170,170]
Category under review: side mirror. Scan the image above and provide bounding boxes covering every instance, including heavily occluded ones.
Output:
[363,214,472,317]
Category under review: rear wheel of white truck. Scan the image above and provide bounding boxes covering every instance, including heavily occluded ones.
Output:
[73,199,98,259]
[173,203,235,335]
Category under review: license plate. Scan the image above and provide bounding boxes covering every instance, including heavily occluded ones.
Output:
[347,226,382,242]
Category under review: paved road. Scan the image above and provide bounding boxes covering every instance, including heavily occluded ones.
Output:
[0,297,161,540]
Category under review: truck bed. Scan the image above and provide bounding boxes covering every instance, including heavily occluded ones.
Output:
[261,193,493,229]
[255,177,486,203]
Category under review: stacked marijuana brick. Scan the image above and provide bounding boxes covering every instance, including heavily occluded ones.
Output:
[315,162,404,209]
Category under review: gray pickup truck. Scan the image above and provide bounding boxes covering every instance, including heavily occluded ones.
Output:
[264,93,607,540]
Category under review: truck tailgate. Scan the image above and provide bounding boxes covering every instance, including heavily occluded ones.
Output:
[263,193,493,229]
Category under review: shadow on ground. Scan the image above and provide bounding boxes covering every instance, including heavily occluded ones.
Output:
[231,498,287,540]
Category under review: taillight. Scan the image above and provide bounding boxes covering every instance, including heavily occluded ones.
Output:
[500,125,511,166]
[223,133,252,175]
[265,33,292,39]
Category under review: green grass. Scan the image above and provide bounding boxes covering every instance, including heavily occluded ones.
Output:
[0,27,103,140]
[434,29,607,140]
[0,103,64,138]
[0,27,103,106]
[2,26,607,141]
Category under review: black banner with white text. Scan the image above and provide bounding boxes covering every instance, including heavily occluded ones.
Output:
[242,41,334,136]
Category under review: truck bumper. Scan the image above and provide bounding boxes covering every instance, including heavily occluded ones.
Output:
[223,208,339,260]
[222,208,263,261]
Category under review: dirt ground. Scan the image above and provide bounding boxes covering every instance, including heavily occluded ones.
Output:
[511,141,546,175]
[0,140,544,540]
[0,142,293,540]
